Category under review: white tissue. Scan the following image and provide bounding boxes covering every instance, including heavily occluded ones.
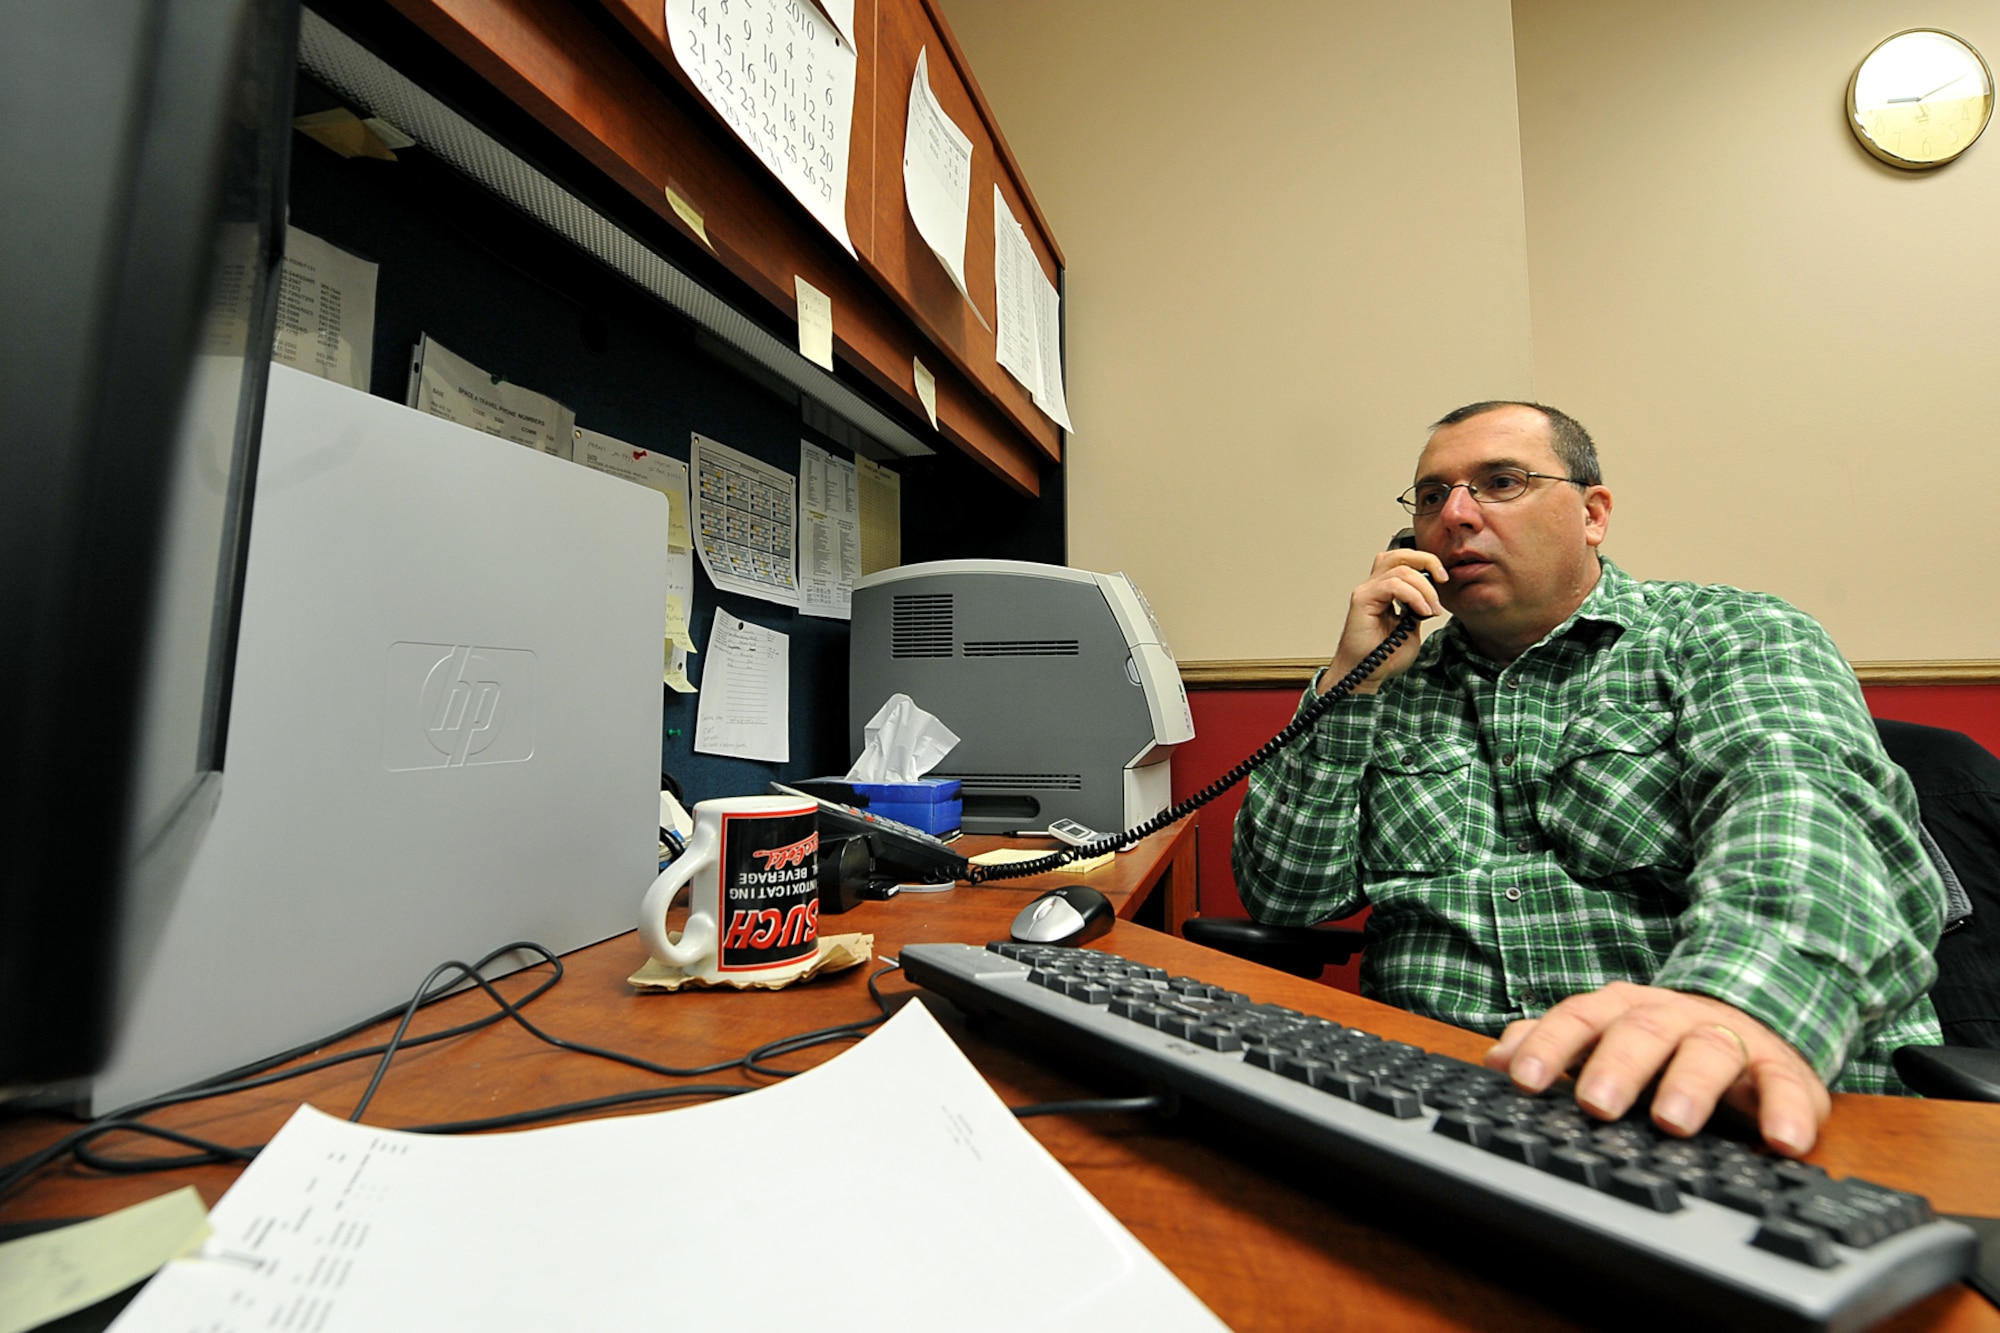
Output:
[843,693,960,783]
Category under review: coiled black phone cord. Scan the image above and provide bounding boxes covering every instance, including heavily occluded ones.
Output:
[964,610,1419,884]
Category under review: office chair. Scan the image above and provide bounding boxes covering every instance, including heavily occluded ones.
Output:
[1184,718,2000,1102]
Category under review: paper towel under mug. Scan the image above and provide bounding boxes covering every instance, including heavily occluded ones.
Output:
[638,795,820,983]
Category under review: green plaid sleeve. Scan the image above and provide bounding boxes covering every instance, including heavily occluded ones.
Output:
[1231,688,1379,925]
[1654,591,1945,1088]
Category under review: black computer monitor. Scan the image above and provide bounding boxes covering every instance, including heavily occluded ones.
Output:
[0,0,298,1095]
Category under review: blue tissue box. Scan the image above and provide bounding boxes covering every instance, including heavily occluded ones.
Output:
[810,778,962,835]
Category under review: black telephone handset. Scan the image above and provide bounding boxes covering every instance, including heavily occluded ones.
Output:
[964,538,1421,886]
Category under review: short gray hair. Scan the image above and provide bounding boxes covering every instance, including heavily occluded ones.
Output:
[1430,401,1602,487]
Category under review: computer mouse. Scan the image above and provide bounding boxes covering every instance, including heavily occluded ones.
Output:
[1009,885,1114,947]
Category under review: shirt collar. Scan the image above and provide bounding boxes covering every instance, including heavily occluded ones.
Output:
[1421,556,1636,674]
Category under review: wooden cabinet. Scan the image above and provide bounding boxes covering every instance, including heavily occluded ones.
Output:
[384,0,1064,495]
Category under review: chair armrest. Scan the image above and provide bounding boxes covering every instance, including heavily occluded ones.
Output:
[1892,1044,2000,1102]
[1181,917,1366,979]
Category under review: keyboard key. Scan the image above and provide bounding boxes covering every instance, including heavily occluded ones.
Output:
[1433,1110,1495,1148]
[1548,1147,1613,1189]
[1190,1025,1244,1052]
[1488,1128,1551,1168]
[1279,1055,1332,1086]
[1792,1195,1888,1248]
[1609,1167,1683,1214]
[1360,1084,1423,1119]
[1718,1182,1783,1217]
[1752,1219,1841,1269]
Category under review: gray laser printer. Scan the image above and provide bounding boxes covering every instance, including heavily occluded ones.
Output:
[849,559,1196,836]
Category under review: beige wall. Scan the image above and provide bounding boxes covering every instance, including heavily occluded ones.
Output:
[938,0,1534,662]
[943,0,2000,664]
[1515,0,2000,661]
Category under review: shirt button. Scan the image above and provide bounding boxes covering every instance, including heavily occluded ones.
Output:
[1506,678,1523,690]
[1516,838,1534,852]
[1521,989,1540,1006]
[1501,751,1518,767]
[1504,886,1523,902]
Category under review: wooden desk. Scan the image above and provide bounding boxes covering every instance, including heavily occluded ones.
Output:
[3,832,1996,1331]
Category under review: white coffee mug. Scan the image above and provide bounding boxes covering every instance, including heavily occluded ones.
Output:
[639,794,822,982]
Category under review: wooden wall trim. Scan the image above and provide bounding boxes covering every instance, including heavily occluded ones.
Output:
[1850,660,2000,686]
[1179,658,2000,690]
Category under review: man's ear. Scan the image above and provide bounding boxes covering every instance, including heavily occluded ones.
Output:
[1582,486,1612,548]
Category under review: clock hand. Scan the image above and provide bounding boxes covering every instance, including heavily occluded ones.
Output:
[1887,72,1972,103]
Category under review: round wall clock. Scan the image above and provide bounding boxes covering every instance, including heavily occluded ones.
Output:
[1848,29,1994,169]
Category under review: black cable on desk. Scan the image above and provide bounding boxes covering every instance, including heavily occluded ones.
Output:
[739,962,903,1078]
[0,950,915,1196]
[346,949,757,1124]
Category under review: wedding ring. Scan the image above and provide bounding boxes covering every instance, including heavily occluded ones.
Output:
[1704,1022,1752,1065]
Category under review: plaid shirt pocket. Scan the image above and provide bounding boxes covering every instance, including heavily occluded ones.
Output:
[1362,733,1479,874]
[1542,706,1692,878]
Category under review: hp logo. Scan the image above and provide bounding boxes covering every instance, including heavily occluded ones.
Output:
[383,642,537,771]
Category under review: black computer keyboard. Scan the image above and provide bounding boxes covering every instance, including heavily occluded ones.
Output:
[900,941,1978,1332]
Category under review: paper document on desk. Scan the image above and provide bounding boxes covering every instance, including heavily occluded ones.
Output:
[105,1003,1223,1332]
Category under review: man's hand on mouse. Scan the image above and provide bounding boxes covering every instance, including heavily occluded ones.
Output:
[1482,982,1832,1158]
[1319,550,1448,696]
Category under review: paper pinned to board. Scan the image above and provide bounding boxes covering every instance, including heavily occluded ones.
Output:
[854,455,902,576]
[574,429,696,656]
[0,1187,210,1333]
[407,335,574,458]
[690,433,800,608]
[798,441,860,621]
[270,226,377,392]
[693,609,789,762]
[99,1005,1224,1331]
[903,47,975,301]
[664,0,855,256]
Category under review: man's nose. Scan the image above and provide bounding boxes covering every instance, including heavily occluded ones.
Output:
[1436,481,1485,526]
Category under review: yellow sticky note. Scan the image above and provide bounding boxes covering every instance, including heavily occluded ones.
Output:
[0,1186,210,1333]
[968,847,1114,875]
[293,107,397,161]
[665,487,691,552]
[664,595,696,652]
[794,275,834,371]
[664,182,714,252]
[913,356,938,429]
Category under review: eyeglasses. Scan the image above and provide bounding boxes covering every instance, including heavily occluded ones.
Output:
[1396,468,1583,517]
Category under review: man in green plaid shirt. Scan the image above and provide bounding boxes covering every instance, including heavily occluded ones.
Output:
[1233,401,1944,1159]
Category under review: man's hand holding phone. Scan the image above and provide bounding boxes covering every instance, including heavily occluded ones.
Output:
[1317,547,1449,696]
